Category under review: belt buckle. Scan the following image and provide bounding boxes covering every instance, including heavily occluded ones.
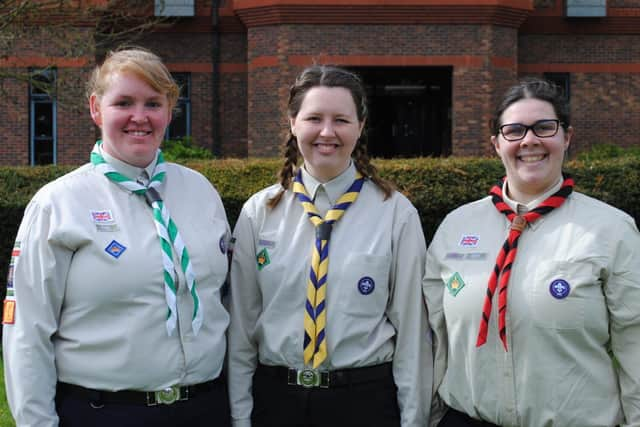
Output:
[296,368,329,389]
[150,385,181,406]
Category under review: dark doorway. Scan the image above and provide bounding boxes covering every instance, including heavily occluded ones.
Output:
[350,67,452,158]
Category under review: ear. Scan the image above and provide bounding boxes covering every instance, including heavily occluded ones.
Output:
[563,126,573,151]
[89,94,102,127]
[491,135,500,156]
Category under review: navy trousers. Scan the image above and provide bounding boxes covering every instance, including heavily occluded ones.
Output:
[251,364,401,427]
[55,378,230,427]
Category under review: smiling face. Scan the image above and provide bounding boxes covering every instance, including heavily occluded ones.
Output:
[90,72,172,167]
[290,86,364,182]
[492,97,572,203]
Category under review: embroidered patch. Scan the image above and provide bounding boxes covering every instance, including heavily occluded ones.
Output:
[2,299,16,324]
[219,236,227,254]
[446,272,465,296]
[459,234,479,248]
[357,276,375,295]
[445,252,465,260]
[105,240,127,259]
[6,265,14,290]
[465,252,487,261]
[7,241,20,290]
[91,210,119,232]
[549,279,571,299]
[258,239,276,248]
[256,248,270,270]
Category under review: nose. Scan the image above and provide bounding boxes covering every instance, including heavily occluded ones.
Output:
[519,127,540,147]
[130,105,149,123]
[319,120,335,137]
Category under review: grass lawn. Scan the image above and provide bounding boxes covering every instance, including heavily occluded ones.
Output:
[0,362,15,427]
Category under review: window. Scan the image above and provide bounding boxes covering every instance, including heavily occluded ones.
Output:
[29,68,57,165]
[544,72,570,103]
[166,73,191,140]
[155,0,195,16]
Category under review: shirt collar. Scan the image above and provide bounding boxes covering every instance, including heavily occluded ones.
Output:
[99,145,158,181]
[503,176,563,214]
[300,162,357,205]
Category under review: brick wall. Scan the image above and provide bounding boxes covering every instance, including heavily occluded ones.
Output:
[1,73,30,165]
[519,33,640,153]
[245,23,520,157]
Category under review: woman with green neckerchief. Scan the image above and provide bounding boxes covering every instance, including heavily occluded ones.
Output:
[3,47,231,427]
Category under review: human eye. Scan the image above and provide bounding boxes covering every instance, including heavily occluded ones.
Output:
[534,120,558,135]
[146,99,164,108]
[305,115,321,122]
[501,123,525,139]
[113,99,132,107]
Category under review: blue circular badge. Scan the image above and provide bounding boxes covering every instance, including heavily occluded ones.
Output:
[549,279,571,299]
[219,236,226,254]
[357,276,375,295]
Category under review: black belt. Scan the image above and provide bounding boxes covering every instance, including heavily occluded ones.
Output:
[57,377,222,407]
[257,362,393,389]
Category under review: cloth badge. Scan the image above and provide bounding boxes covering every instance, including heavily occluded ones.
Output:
[219,236,227,254]
[446,272,465,296]
[105,240,127,259]
[91,210,119,232]
[357,276,375,295]
[465,252,487,261]
[549,279,571,299]
[256,248,270,270]
[6,265,14,289]
[459,234,479,248]
[445,252,465,260]
[258,239,276,248]
[7,241,20,290]
[3,299,16,324]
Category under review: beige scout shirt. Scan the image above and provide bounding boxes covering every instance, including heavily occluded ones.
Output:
[228,164,432,427]
[3,150,230,427]
[424,179,640,427]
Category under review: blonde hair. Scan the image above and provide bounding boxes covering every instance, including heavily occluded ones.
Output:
[87,47,179,108]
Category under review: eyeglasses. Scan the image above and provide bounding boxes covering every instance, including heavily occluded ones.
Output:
[498,119,563,142]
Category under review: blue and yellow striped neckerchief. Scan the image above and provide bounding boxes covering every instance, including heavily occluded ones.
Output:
[292,168,365,368]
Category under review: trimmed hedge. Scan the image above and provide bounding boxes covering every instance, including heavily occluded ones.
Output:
[1,157,639,288]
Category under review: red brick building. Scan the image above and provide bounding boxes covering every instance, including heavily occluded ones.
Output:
[1,0,639,165]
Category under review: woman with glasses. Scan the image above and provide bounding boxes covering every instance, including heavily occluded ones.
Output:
[423,78,640,427]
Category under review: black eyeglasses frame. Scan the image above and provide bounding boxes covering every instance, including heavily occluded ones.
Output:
[498,119,565,142]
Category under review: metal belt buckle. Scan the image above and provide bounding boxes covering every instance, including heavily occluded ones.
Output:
[296,369,329,388]
[154,385,181,405]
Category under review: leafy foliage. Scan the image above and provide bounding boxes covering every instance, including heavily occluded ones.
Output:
[1,157,639,299]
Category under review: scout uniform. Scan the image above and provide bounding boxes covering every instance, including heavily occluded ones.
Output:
[228,163,432,427]
[3,146,231,427]
[424,177,640,427]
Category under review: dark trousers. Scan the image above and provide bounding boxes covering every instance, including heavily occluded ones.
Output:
[438,408,500,427]
[251,364,401,427]
[55,378,230,427]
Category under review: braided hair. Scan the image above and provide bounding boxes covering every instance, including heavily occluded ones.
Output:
[268,65,393,208]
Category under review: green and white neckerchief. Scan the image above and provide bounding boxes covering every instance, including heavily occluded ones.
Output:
[90,140,202,336]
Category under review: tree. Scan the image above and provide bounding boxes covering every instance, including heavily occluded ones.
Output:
[0,0,170,110]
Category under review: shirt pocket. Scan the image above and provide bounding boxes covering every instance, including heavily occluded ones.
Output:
[336,253,390,318]
[531,260,597,330]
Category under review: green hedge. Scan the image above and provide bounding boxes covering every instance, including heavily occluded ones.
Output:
[1,157,639,288]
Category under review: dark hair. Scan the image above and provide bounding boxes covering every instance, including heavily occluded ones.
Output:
[268,65,393,208]
[490,78,570,135]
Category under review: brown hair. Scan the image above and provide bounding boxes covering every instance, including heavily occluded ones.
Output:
[268,65,393,208]
[490,78,570,135]
[86,47,179,109]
